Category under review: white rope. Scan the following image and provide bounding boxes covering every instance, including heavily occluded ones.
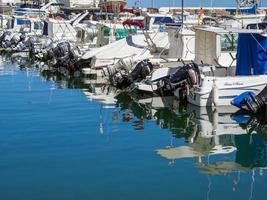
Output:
[250,33,267,53]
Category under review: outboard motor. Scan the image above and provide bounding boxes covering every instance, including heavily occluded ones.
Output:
[170,63,199,86]
[113,59,153,89]
[1,32,21,49]
[157,62,200,97]
[103,57,135,78]
[54,42,78,71]
[12,35,28,52]
[0,31,11,41]
[131,59,153,81]
[26,36,38,52]
[27,37,52,58]
[53,42,72,59]
[0,31,13,48]
[0,30,4,42]
[10,34,21,47]
[232,85,267,114]
[41,41,80,75]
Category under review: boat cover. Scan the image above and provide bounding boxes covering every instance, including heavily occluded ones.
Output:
[81,32,169,67]
[236,33,267,75]
[226,4,257,14]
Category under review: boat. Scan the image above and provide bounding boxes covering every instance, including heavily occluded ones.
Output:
[81,31,170,77]
[14,2,61,17]
[186,27,267,107]
[119,27,195,92]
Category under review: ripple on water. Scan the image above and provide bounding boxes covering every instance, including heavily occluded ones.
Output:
[0,63,267,200]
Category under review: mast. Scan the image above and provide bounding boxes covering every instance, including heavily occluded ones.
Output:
[181,0,184,28]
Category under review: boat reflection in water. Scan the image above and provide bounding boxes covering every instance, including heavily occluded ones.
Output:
[4,64,267,199]
[155,104,267,171]
[38,68,267,174]
[114,92,267,173]
[117,93,267,198]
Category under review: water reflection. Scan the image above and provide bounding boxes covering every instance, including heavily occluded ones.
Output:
[2,63,267,198]
[115,91,267,179]
[39,68,267,174]
[117,93,267,199]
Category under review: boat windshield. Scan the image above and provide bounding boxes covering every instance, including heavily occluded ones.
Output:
[34,21,44,30]
[221,33,238,52]
[153,17,174,24]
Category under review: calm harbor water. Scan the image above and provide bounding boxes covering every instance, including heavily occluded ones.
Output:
[0,58,267,200]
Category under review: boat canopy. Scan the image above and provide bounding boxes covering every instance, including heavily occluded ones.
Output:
[194,27,263,66]
[43,18,76,41]
[81,32,169,67]
[226,3,258,14]
[236,33,267,75]
[194,29,220,65]
[122,19,144,29]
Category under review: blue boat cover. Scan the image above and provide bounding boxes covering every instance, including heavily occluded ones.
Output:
[226,4,257,14]
[231,91,256,109]
[236,33,267,75]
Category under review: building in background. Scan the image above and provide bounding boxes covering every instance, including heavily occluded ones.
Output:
[0,0,16,14]
[58,0,99,8]
[0,0,16,5]
[99,0,126,13]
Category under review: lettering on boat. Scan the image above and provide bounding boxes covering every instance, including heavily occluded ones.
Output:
[224,82,244,86]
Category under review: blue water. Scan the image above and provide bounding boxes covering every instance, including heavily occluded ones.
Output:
[0,62,267,200]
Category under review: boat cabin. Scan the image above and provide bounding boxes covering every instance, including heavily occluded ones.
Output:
[43,18,76,41]
[194,26,266,75]
[143,13,175,31]
[188,27,267,107]
[194,27,241,72]
[7,16,44,35]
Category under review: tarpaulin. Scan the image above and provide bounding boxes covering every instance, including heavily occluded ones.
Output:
[236,33,267,75]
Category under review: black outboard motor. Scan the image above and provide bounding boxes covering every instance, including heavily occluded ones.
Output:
[25,36,38,53]
[53,42,72,59]
[40,41,72,61]
[0,30,5,42]
[130,59,153,81]
[12,35,28,52]
[114,59,153,89]
[170,63,199,86]
[157,62,200,97]
[1,33,21,49]
[10,34,21,48]
[232,85,267,114]
[0,31,12,48]
[47,41,80,74]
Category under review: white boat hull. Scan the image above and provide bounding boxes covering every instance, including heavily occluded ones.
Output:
[187,75,267,107]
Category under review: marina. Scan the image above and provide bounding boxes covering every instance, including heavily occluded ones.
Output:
[0,0,267,199]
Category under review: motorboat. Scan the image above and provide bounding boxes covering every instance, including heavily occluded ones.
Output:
[131,28,196,93]
[81,31,170,77]
[186,27,267,107]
